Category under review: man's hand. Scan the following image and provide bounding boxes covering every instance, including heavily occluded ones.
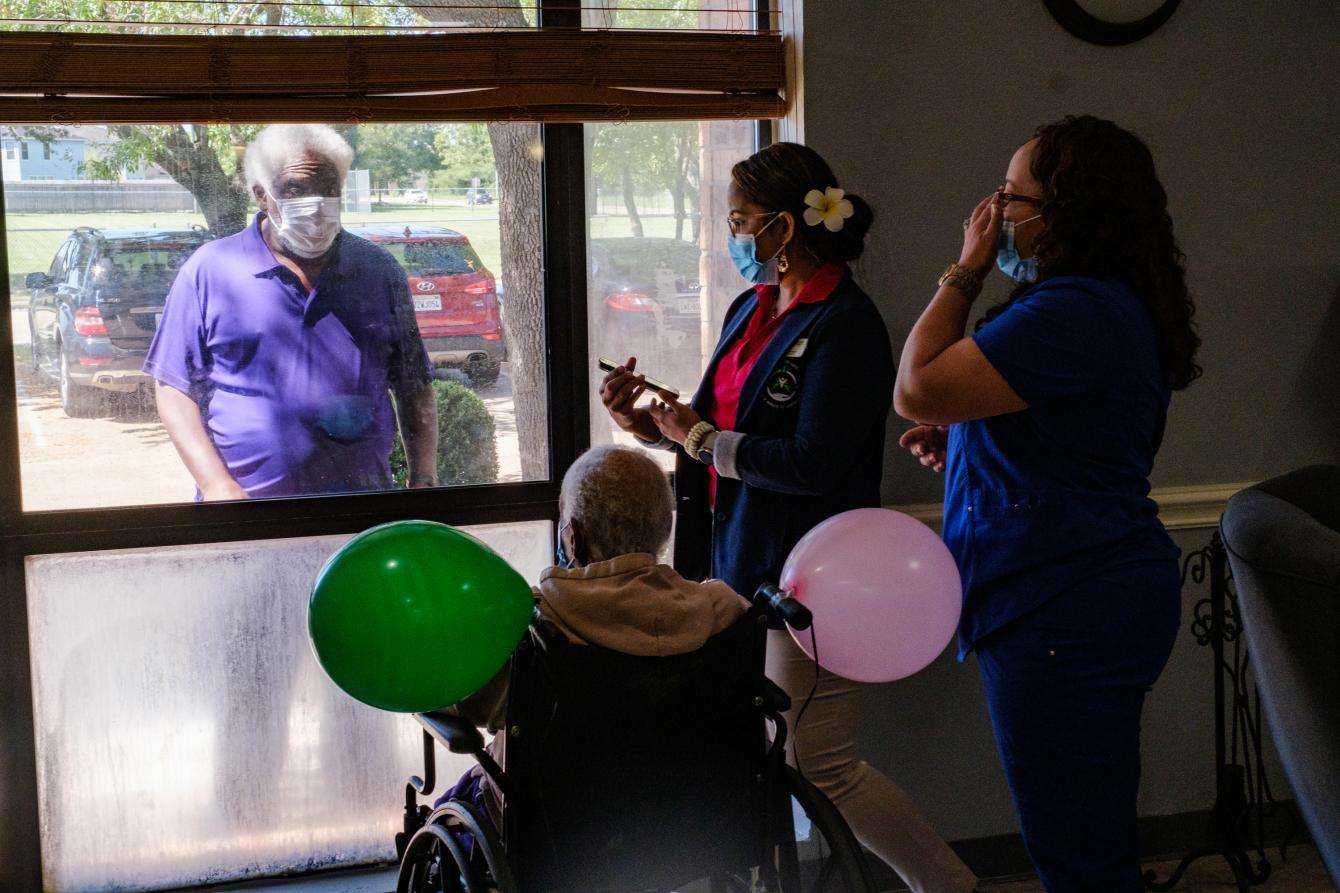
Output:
[648,393,704,446]
[200,478,249,501]
[899,425,949,473]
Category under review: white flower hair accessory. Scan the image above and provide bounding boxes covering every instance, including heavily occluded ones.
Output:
[803,186,855,232]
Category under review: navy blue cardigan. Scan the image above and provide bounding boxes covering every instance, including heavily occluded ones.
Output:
[673,271,895,600]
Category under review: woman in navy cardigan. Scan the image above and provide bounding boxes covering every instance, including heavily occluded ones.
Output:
[600,143,980,893]
[896,116,1201,891]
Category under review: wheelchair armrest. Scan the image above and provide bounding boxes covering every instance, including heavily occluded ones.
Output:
[762,676,791,714]
[417,710,486,756]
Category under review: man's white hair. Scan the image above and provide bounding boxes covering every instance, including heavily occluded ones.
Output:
[560,445,674,563]
[243,124,354,194]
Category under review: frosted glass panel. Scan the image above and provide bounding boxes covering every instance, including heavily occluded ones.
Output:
[26,521,551,893]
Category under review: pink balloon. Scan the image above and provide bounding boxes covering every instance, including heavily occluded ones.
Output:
[779,508,961,683]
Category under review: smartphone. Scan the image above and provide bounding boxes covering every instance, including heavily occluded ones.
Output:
[597,356,680,399]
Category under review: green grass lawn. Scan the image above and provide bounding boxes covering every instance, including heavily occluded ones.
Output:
[6,201,685,305]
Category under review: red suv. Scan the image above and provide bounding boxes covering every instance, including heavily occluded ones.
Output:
[351,225,504,387]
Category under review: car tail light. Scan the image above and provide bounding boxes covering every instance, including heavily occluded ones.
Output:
[78,355,113,365]
[74,306,108,336]
[482,331,501,341]
[463,283,492,295]
[605,291,655,312]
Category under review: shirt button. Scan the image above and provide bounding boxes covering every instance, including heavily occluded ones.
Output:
[715,511,726,522]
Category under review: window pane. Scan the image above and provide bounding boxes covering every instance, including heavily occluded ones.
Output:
[26,521,552,893]
[5,122,548,510]
[580,1,758,31]
[0,0,538,34]
[585,121,756,469]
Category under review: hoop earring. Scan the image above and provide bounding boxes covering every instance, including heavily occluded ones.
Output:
[777,248,790,275]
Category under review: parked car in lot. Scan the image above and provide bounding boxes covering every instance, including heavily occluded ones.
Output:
[26,227,213,417]
[402,188,430,204]
[589,237,703,388]
[350,225,504,387]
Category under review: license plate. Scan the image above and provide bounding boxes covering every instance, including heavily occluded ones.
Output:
[676,298,698,315]
[414,296,442,312]
[154,312,163,329]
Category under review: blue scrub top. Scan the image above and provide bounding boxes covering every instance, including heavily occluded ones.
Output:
[943,275,1180,659]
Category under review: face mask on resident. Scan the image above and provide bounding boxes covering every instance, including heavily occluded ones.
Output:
[270,194,342,259]
[728,213,783,285]
[996,214,1042,283]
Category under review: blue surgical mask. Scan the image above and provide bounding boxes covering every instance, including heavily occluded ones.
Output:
[997,214,1042,283]
[728,214,782,285]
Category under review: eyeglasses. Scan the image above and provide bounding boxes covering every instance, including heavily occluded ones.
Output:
[996,187,1043,208]
[726,211,778,233]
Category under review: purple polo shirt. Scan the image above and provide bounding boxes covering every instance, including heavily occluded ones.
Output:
[144,213,432,499]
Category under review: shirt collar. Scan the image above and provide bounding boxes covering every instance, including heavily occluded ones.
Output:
[754,262,847,317]
[245,211,352,278]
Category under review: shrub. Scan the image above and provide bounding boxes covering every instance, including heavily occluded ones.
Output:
[390,378,499,487]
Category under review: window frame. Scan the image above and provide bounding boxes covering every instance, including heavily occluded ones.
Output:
[0,2,777,887]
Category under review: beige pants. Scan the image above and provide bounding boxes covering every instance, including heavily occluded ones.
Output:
[766,629,979,893]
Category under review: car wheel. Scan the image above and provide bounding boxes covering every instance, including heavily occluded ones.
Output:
[58,343,102,418]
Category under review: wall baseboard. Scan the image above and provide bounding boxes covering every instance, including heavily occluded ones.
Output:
[889,481,1256,534]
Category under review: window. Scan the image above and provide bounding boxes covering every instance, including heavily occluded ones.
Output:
[41,140,50,159]
[0,3,783,890]
[26,522,552,892]
[586,120,759,467]
[6,122,546,511]
[4,142,14,159]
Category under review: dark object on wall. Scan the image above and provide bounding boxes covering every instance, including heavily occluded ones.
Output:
[1221,465,1340,888]
[1042,0,1181,46]
[1144,530,1299,892]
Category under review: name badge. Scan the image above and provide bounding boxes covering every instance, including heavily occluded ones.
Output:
[785,338,809,358]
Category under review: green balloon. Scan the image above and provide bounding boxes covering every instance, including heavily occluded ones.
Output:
[309,520,534,713]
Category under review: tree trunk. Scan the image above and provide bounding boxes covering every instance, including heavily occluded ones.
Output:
[487,122,548,481]
[621,163,643,238]
[670,181,686,241]
[126,125,250,236]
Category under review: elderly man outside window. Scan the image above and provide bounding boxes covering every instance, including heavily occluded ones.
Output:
[144,124,438,500]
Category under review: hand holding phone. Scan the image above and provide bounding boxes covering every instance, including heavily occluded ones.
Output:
[597,356,679,399]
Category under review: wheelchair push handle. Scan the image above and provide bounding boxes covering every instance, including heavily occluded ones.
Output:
[753,583,812,631]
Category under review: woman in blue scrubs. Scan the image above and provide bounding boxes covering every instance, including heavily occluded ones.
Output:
[894,115,1202,891]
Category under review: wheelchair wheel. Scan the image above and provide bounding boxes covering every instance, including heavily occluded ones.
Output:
[777,766,877,893]
[396,801,515,893]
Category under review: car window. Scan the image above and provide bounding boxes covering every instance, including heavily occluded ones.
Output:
[47,242,71,282]
[593,240,698,283]
[65,239,93,288]
[380,240,484,276]
[92,241,201,297]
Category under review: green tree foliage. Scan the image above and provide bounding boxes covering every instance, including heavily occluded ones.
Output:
[351,124,443,194]
[432,124,496,190]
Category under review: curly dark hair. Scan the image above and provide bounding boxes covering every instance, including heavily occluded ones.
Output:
[983,115,1202,390]
[731,142,874,264]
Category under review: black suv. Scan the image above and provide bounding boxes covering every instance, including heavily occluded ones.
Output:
[26,227,213,416]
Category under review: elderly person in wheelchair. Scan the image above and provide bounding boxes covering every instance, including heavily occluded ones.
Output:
[395,445,875,892]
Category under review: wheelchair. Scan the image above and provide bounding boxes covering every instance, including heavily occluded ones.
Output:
[392,587,877,892]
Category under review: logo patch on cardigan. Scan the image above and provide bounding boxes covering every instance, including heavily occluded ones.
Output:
[763,359,802,408]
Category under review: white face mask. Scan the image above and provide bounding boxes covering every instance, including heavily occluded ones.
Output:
[269,194,342,258]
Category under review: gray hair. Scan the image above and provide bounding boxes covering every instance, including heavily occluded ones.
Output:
[243,124,353,194]
[560,446,674,563]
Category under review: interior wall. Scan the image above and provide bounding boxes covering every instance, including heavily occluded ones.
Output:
[799,0,1339,508]
[798,1,1338,842]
